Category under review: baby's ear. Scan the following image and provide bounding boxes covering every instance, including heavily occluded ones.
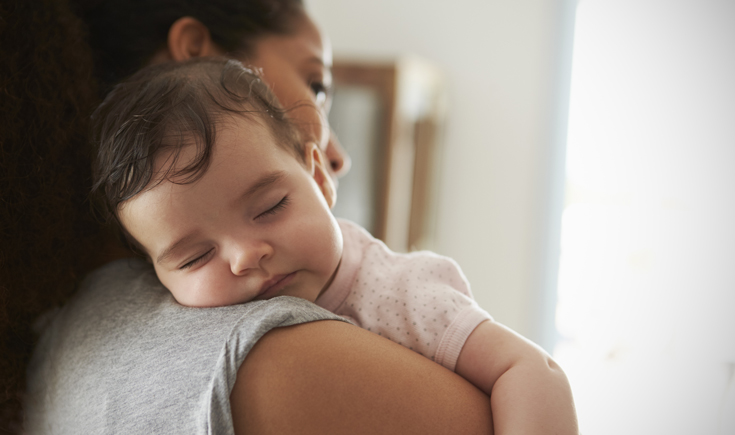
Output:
[304,142,336,209]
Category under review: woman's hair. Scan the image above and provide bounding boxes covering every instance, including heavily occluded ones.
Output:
[91,58,303,248]
[70,0,305,93]
[0,0,104,431]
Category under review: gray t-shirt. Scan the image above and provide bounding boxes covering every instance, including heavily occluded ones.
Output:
[25,258,345,434]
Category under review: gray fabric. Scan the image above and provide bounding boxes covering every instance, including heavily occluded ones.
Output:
[25,258,346,434]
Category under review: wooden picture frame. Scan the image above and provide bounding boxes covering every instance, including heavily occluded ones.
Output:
[329,58,446,253]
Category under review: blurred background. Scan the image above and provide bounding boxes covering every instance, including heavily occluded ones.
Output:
[308,0,735,433]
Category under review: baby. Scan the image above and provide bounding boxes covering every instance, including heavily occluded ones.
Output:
[92,58,577,434]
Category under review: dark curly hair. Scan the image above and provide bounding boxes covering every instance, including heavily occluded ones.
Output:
[0,0,105,431]
[91,58,303,249]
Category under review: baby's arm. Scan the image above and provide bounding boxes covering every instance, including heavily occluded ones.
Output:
[455,320,579,435]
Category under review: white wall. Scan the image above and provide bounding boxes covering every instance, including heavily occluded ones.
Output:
[307,0,574,343]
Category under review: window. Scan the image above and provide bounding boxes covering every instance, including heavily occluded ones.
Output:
[554,1,735,433]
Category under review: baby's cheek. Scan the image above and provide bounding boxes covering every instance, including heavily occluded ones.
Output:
[316,218,343,281]
[162,276,193,306]
[154,268,177,297]
[185,272,230,308]
[158,271,209,308]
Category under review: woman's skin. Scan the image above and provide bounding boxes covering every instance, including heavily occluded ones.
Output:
[150,12,495,433]
[232,320,494,434]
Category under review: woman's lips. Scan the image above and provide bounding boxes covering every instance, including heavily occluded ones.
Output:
[257,272,297,299]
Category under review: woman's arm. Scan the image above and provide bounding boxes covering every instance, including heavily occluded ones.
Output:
[231,320,494,435]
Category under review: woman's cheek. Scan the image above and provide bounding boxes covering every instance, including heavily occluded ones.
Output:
[317,107,331,151]
[292,102,330,149]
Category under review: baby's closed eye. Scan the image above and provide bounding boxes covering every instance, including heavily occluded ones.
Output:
[180,248,215,270]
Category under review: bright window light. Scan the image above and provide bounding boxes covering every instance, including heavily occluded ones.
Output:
[554,1,735,433]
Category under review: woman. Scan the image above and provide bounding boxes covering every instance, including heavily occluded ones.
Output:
[8,0,495,432]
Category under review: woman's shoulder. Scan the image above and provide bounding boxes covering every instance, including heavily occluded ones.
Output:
[25,258,344,434]
[73,257,164,307]
[231,319,494,435]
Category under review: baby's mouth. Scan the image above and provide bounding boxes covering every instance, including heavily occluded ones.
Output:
[257,272,297,299]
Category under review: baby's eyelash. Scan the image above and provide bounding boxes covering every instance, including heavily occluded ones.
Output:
[256,195,290,220]
[180,248,214,270]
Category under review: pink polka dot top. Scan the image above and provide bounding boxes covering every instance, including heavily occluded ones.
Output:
[316,219,491,372]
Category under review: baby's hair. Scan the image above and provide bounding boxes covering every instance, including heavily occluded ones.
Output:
[91,57,303,233]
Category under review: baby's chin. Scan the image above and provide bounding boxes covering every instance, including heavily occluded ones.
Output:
[269,287,316,303]
[167,289,253,308]
[271,282,324,304]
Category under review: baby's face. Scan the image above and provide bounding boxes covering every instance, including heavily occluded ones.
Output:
[118,116,343,307]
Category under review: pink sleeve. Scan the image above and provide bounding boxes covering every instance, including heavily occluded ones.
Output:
[322,220,491,372]
[434,303,491,371]
[342,250,491,372]
[400,252,491,371]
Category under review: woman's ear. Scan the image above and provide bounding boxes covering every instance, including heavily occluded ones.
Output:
[304,143,337,209]
[167,17,224,61]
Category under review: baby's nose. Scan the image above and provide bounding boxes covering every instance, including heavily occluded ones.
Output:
[230,241,273,275]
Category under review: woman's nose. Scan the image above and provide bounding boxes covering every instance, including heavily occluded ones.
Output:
[325,130,351,178]
[230,240,273,276]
